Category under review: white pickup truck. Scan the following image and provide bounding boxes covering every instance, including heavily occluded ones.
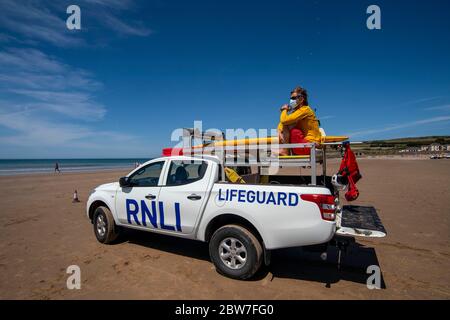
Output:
[87,155,386,279]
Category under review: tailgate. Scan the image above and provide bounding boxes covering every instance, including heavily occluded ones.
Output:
[336,205,387,238]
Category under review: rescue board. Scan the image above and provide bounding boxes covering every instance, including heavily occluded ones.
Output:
[278,155,311,159]
[194,135,349,148]
[162,134,348,156]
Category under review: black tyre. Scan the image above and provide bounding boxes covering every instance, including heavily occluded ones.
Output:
[209,224,263,280]
[93,206,119,244]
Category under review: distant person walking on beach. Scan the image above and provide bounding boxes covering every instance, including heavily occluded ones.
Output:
[54,162,61,173]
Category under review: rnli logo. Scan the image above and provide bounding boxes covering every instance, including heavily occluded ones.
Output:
[126,199,182,232]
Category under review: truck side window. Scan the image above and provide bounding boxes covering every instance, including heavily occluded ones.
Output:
[166,160,207,186]
[128,161,164,187]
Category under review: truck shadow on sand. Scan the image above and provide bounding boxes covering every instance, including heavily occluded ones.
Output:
[267,245,387,289]
[122,229,386,289]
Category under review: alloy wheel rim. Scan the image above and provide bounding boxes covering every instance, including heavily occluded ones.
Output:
[96,214,106,237]
[218,237,247,269]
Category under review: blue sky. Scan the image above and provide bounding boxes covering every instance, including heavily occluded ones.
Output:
[0,0,449,158]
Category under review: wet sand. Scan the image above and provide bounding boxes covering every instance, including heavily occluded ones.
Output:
[0,159,449,299]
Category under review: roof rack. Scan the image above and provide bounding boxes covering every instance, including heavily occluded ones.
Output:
[181,142,325,185]
[177,128,357,186]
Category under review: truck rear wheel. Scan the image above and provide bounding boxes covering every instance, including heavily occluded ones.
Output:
[93,206,119,244]
[209,224,263,280]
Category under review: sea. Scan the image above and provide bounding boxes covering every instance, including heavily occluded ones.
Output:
[0,158,152,176]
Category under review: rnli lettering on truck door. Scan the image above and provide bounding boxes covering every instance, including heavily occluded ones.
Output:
[125,199,182,232]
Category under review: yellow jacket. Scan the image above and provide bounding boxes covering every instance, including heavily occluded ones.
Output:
[277,105,322,143]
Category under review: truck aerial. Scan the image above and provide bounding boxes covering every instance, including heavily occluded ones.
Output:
[86,130,387,280]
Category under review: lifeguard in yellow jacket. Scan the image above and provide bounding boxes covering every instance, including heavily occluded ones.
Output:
[278,86,321,156]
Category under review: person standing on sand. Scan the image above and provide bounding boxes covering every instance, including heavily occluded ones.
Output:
[54,162,61,173]
[277,86,321,156]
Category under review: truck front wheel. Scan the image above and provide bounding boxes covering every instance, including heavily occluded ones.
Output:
[93,206,119,244]
[209,224,263,280]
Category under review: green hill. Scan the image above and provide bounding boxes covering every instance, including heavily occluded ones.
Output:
[343,136,450,156]
[365,136,450,147]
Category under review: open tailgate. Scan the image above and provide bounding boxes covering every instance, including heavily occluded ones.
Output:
[336,205,387,238]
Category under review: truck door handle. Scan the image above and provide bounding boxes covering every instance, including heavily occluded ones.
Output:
[145,194,156,200]
[187,194,201,200]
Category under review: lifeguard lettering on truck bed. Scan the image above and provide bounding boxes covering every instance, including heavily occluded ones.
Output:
[217,189,299,206]
[87,155,386,280]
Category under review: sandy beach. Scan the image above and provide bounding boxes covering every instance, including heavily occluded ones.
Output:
[0,158,449,299]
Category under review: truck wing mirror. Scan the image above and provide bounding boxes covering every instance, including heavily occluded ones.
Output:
[119,176,131,187]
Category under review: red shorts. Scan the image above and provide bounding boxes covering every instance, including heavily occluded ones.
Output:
[289,128,310,155]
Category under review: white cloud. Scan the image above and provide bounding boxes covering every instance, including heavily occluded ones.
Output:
[0,0,84,47]
[399,96,442,107]
[0,48,101,90]
[0,0,152,47]
[0,48,105,121]
[0,72,101,91]
[0,110,134,149]
[0,48,66,73]
[0,47,133,152]
[0,1,152,156]
[424,105,450,111]
[346,116,450,138]
[101,12,152,37]
[83,0,136,10]
[319,115,335,120]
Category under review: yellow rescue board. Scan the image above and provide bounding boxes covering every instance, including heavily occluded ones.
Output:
[194,135,348,148]
[278,155,310,159]
[321,135,349,143]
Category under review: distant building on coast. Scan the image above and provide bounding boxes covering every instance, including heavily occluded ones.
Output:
[428,143,450,153]
[430,143,441,152]
[399,143,450,154]
[400,146,420,153]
